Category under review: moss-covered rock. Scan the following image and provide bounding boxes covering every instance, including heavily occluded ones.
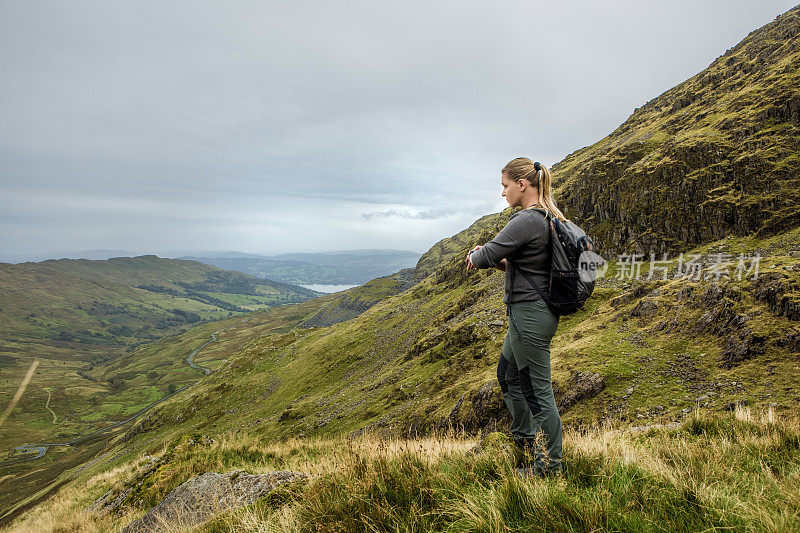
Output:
[475,431,522,465]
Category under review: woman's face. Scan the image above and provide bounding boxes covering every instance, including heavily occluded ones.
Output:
[501,172,523,208]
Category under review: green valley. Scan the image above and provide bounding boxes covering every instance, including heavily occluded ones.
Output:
[0,256,320,459]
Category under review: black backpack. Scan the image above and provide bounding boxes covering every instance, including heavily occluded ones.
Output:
[511,208,599,316]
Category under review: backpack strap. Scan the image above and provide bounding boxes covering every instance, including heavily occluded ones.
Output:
[514,262,552,305]
[528,206,550,219]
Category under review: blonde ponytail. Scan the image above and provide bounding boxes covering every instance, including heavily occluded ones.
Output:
[502,157,567,222]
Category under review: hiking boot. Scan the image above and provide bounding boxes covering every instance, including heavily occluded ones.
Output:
[512,437,528,467]
[513,437,541,468]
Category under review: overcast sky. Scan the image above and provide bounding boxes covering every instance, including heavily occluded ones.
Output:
[1,0,796,259]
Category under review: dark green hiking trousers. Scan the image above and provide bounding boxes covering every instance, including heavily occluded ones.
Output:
[497,299,562,471]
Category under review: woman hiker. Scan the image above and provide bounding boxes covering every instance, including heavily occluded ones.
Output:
[465,157,566,477]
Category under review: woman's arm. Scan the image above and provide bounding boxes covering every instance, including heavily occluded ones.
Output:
[469,213,530,269]
[465,247,507,271]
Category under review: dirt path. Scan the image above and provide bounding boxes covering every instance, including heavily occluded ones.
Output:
[44,389,57,424]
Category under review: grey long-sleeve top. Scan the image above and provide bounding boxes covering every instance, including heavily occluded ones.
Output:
[470,207,552,304]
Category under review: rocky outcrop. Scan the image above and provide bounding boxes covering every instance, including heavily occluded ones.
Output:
[120,470,307,533]
[555,372,606,412]
[776,329,800,352]
[690,282,744,334]
[720,327,766,369]
[455,380,512,433]
[682,281,764,368]
[630,297,660,319]
[122,411,166,443]
[436,371,606,434]
[86,456,163,516]
[609,281,660,309]
[750,272,800,321]
[428,380,511,435]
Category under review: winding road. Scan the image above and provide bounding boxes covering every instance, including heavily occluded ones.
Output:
[1,316,252,467]
[187,329,222,374]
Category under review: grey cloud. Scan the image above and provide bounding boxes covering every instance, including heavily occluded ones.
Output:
[1,0,797,256]
[362,201,499,221]
[363,209,456,221]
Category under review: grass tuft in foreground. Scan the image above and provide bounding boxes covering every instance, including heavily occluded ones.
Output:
[209,407,799,533]
[7,407,799,532]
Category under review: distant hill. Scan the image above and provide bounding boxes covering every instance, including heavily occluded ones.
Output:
[0,249,143,263]
[180,249,421,285]
[0,255,319,355]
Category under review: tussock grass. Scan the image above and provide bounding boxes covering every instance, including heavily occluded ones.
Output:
[213,407,800,532]
[7,408,799,532]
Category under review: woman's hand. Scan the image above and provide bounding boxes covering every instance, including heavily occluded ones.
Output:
[494,259,507,272]
[465,245,481,271]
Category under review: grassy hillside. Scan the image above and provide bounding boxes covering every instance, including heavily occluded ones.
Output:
[0,295,333,524]
[552,5,800,255]
[8,408,799,532]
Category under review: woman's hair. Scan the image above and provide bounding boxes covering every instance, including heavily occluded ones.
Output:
[502,157,568,222]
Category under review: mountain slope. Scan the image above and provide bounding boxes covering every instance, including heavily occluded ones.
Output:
[5,223,800,526]
[553,5,800,255]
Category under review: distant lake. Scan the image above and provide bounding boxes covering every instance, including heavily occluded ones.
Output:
[300,283,360,293]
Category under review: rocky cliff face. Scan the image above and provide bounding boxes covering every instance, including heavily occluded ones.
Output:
[551,5,800,257]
